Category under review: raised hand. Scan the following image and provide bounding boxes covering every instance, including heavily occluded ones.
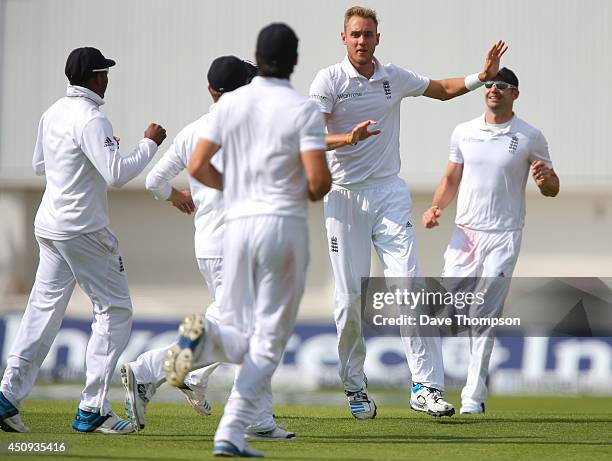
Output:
[480,40,508,82]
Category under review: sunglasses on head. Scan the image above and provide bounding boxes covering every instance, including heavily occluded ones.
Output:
[484,81,517,90]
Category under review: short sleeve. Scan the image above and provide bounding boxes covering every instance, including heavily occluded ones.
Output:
[299,101,327,152]
[309,68,334,114]
[528,130,553,168]
[449,126,463,164]
[394,66,430,98]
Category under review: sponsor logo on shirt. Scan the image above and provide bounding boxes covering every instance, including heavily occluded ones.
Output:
[463,137,486,143]
[508,136,519,154]
[330,236,339,253]
[103,137,115,148]
[383,80,392,99]
[337,92,363,101]
[310,94,329,102]
[406,219,412,228]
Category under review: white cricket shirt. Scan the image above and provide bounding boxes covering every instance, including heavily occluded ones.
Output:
[145,105,224,258]
[200,76,326,221]
[450,114,553,231]
[309,56,429,187]
[33,85,158,239]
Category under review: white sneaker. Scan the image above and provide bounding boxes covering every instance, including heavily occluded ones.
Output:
[0,392,29,433]
[72,409,135,434]
[179,385,212,416]
[121,363,156,430]
[246,424,296,441]
[164,314,206,387]
[460,402,485,414]
[0,413,29,433]
[410,383,455,417]
[213,440,263,458]
[346,388,377,419]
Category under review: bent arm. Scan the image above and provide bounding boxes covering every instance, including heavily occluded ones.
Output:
[81,117,158,188]
[145,142,186,200]
[302,149,331,201]
[422,161,463,228]
[187,138,222,190]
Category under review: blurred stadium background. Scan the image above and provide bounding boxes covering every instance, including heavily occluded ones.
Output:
[0,0,611,401]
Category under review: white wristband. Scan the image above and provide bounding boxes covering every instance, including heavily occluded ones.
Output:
[464,73,484,91]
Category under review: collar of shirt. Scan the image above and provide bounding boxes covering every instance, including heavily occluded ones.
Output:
[341,55,389,82]
[251,76,292,88]
[66,85,105,106]
[475,113,518,135]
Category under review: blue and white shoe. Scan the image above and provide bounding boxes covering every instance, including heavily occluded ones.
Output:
[213,440,263,458]
[72,409,135,434]
[410,383,455,417]
[164,314,206,387]
[179,383,212,416]
[121,363,156,430]
[0,392,28,433]
[346,388,377,419]
[460,402,485,414]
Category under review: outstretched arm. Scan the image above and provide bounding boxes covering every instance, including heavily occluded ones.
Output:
[422,161,464,229]
[423,40,508,101]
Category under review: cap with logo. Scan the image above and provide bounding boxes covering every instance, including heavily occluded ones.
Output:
[207,56,258,93]
[65,47,116,83]
[495,67,519,88]
[256,23,298,70]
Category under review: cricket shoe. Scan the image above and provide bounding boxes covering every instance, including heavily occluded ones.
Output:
[213,440,263,458]
[460,402,485,414]
[0,392,29,432]
[72,409,135,434]
[246,423,296,441]
[164,314,206,387]
[121,363,156,430]
[410,383,455,417]
[346,388,377,419]
[179,383,212,416]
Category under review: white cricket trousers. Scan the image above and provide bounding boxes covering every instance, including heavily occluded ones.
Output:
[207,216,308,450]
[0,228,132,415]
[325,176,445,392]
[129,258,223,388]
[443,226,522,406]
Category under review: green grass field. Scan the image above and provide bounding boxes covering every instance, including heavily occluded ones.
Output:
[1,395,611,460]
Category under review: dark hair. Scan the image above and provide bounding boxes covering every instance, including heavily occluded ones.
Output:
[257,61,294,79]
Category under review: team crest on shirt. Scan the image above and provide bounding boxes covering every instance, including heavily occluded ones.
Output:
[508,136,519,154]
[383,80,392,99]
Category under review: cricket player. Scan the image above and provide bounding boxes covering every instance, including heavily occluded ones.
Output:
[121,56,297,441]
[308,6,508,419]
[164,23,331,458]
[0,47,166,433]
[422,67,559,414]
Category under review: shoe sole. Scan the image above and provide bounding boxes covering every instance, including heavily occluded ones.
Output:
[410,402,455,418]
[120,364,145,431]
[164,315,205,387]
[246,433,296,441]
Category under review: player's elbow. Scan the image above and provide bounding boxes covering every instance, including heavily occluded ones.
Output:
[145,171,157,192]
